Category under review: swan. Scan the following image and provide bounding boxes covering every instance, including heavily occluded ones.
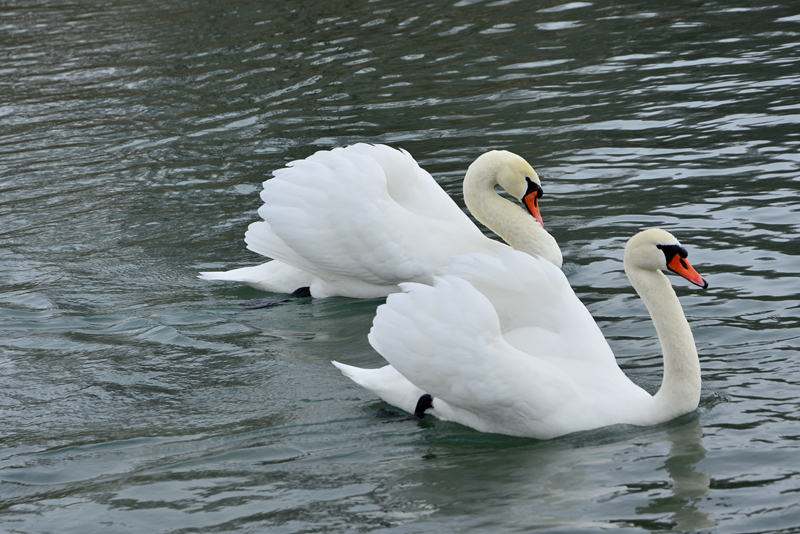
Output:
[333,229,709,439]
[199,143,561,298]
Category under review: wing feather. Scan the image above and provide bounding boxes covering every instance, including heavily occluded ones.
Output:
[248,144,485,286]
[368,275,579,427]
[441,250,617,372]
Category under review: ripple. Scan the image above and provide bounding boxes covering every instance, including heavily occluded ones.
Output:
[2,0,800,531]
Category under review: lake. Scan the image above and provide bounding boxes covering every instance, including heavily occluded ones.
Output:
[2,0,799,532]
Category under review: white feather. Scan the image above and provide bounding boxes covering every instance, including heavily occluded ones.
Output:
[335,230,706,440]
[200,144,560,298]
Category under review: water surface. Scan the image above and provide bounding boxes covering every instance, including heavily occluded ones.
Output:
[2,0,800,532]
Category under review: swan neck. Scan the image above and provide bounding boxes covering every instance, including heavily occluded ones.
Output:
[463,164,563,267]
[626,266,701,419]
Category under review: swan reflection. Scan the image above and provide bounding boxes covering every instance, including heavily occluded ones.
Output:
[637,417,716,530]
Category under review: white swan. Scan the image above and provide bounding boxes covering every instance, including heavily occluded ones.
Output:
[199,144,561,298]
[333,229,709,439]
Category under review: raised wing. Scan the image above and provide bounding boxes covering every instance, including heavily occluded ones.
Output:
[441,250,617,371]
[368,274,581,428]
[247,144,487,285]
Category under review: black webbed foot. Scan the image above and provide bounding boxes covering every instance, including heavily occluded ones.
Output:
[375,394,434,423]
[289,286,312,298]
[237,287,312,311]
[241,297,291,310]
[414,394,434,419]
[375,408,403,418]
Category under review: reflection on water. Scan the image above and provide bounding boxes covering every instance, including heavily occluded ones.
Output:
[2,0,800,531]
[363,418,717,532]
[637,418,716,532]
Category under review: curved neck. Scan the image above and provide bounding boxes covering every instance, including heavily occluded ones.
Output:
[463,167,563,268]
[625,266,701,420]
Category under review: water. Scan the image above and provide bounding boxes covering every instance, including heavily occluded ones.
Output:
[2,0,799,532]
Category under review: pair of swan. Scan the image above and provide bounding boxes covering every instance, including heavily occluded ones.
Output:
[201,144,709,439]
[199,143,561,298]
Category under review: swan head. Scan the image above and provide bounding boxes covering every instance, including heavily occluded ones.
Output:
[624,229,708,288]
[469,150,545,226]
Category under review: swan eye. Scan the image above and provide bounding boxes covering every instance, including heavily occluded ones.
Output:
[524,177,543,199]
[656,244,689,263]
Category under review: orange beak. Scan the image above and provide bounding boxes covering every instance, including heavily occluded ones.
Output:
[523,192,544,227]
[667,255,708,289]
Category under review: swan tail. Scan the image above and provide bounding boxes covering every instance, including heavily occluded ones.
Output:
[244,220,330,281]
[332,361,426,415]
[199,262,315,294]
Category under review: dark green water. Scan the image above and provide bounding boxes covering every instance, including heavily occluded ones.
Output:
[2,0,799,532]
